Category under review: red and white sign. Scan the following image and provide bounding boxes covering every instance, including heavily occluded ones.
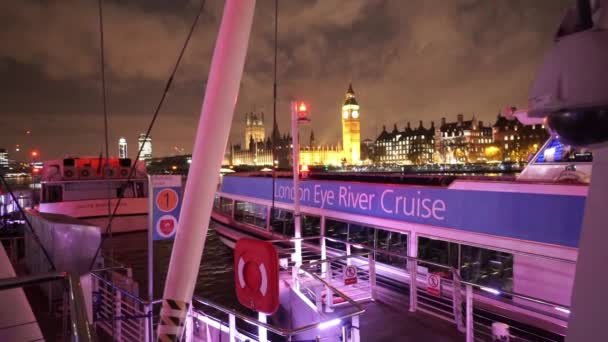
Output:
[234,239,279,314]
[427,273,442,297]
[343,265,358,285]
[156,215,177,238]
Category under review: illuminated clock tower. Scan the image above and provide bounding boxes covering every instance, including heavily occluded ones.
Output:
[341,84,361,163]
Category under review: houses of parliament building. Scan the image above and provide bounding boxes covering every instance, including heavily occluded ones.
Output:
[224,84,362,168]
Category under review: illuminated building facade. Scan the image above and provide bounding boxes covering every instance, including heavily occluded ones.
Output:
[492,110,548,162]
[438,114,493,163]
[138,133,152,161]
[227,84,362,167]
[375,121,436,165]
[0,148,8,169]
[118,137,128,159]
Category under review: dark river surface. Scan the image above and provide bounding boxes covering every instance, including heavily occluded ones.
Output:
[101,221,239,308]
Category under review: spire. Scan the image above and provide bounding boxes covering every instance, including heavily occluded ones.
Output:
[343,83,358,106]
[309,130,315,147]
[347,83,355,95]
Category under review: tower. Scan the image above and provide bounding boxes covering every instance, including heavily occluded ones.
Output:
[138,133,152,161]
[244,111,266,149]
[118,137,128,159]
[341,84,361,163]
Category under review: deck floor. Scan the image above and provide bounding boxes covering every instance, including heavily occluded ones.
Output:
[359,287,464,342]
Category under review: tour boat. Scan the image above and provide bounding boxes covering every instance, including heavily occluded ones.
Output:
[36,156,149,233]
[210,137,593,335]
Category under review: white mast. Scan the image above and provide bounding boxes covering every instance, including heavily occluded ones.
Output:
[157,1,256,340]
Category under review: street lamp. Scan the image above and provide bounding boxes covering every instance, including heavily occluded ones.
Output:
[291,100,310,267]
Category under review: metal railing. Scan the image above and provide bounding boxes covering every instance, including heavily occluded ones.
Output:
[0,271,97,342]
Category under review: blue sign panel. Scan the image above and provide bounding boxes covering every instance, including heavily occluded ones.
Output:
[220,176,586,247]
[150,175,182,240]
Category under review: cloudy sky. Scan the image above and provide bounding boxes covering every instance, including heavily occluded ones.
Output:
[0,0,571,160]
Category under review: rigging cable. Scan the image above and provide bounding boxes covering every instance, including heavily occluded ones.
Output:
[97,0,114,263]
[88,0,207,270]
[271,0,279,231]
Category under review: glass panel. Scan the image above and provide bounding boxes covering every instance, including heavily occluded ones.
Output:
[325,219,348,251]
[234,200,268,229]
[460,245,513,291]
[376,229,407,269]
[348,224,375,248]
[302,215,321,245]
[417,236,459,275]
[271,209,294,237]
[534,138,593,163]
[219,197,233,215]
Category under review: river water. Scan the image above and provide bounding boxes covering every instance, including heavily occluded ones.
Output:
[101,221,239,307]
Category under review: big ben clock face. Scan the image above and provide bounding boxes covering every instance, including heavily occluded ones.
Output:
[352,110,359,119]
[342,110,349,119]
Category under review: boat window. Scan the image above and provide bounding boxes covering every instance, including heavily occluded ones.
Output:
[234,200,267,229]
[271,209,294,236]
[302,215,321,238]
[534,138,593,163]
[376,229,408,269]
[135,182,146,198]
[417,236,459,274]
[460,245,513,291]
[213,194,220,209]
[348,223,375,248]
[325,219,348,251]
[218,197,233,215]
[42,185,63,203]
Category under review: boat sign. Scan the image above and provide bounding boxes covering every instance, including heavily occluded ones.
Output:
[149,175,182,240]
[344,265,358,285]
[427,273,442,297]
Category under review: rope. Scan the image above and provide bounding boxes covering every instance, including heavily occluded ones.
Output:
[88,0,208,270]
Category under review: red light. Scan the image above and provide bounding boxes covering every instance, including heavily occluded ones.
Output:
[33,168,40,173]
[31,151,38,157]
[298,103,307,112]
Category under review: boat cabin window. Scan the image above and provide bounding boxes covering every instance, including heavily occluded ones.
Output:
[534,138,593,164]
[218,197,233,215]
[418,236,459,273]
[270,209,320,241]
[325,219,349,250]
[60,180,147,201]
[234,200,267,229]
[460,245,513,291]
[42,184,63,203]
[375,229,408,269]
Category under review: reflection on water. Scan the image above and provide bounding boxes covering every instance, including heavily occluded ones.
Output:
[102,222,238,307]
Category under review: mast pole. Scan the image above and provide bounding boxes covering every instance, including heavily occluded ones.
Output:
[157,1,256,340]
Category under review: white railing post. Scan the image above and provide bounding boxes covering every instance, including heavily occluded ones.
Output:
[325,264,334,313]
[453,271,464,333]
[346,242,352,266]
[351,315,361,342]
[184,308,193,342]
[321,237,327,276]
[368,253,376,301]
[258,312,268,342]
[409,258,417,312]
[229,313,236,342]
[144,303,151,342]
[466,284,474,342]
[115,290,122,340]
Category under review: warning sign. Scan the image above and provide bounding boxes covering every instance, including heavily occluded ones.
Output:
[427,273,442,297]
[343,265,358,285]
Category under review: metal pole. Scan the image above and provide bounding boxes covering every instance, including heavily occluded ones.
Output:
[466,284,474,342]
[229,313,236,342]
[368,253,376,301]
[409,259,417,312]
[158,1,256,340]
[291,101,302,267]
[147,175,154,340]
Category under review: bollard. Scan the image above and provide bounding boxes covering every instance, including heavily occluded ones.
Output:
[492,322,510,341]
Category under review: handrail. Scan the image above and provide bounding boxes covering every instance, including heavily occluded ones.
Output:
[0,271,97,341]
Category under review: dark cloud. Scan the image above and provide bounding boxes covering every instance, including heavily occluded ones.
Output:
[0,0,571,159]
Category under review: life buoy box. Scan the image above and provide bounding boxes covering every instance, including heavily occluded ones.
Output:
[234,238,279,314]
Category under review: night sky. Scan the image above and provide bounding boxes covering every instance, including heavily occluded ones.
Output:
[0,0,571,160]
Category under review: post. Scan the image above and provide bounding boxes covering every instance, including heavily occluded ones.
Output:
[567,147,608,342]
[346,242,352,266]
[158,1,256,340]
[351,315,361,342]
[409,258,417,312]
[453,271,464,332]
[291,102,302,267]
[368,253,376,301]
[258,312,268,342]
[466,284,474,342]
[115,290,122,340]
[144,303,151,342]
[321,237,327,276]
[325,264,334,313]
[147,176,154,340]
[229,313,236,342]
